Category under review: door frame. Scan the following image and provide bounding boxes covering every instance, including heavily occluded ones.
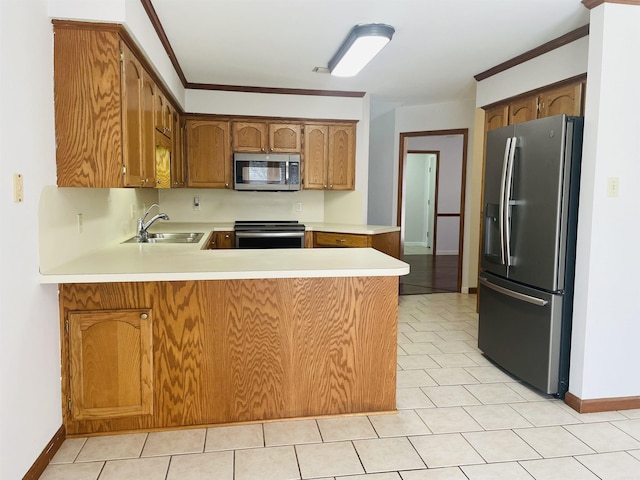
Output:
[397,129,468,293]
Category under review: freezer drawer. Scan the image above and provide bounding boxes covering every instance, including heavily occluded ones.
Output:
[478,273,564,394]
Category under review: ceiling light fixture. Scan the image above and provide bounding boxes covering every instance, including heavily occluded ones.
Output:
[328,23,395,77]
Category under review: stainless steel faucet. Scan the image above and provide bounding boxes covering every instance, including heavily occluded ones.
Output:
[136,204,170,241]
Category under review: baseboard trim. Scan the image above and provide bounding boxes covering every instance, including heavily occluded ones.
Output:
[22,425,65,480]
[565,392,640,413]
[468,287,478,294]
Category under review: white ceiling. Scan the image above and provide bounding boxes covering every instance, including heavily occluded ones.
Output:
[151,0,590,106]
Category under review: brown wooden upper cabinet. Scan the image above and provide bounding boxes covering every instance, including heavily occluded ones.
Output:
[171,113,186,188]
[186,120,232,188]
[303,123,356,190]
[54,22,179,188]
[232,121,302,153]
[485,78,585,132]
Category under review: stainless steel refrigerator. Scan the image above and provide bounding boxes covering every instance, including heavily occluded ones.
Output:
[478,114,583,397]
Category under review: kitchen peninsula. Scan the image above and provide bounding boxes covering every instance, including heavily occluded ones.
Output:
[40,227,408,436]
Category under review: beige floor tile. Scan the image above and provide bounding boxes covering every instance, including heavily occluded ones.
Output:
[630,449,640,461]
[398,322,418,332]
[400,342,443,355]
[404,332,445,343]
[235,445,300,480]
[354,437,425,473]
[558,404,627,423]
[462,353,494,367]
[416,407,483,434]
[564,422,640,452]
[264,419,321,446]
[317,416,378,442]
[398,332,414,344]
[460,462,534,480]
[509,401,582,426]
[49,437,87,464]
[338,473,401,480]
[142,428,206,457]
[463,404,532,430]
[464,366,518,383]
[426,367,479,386]
[396,388,436,409]
[421,386,482,407]
[397,354,441,370]
[520,456,600,479]
[39,461,104,480]
[506,382,555,401]
[407,321,446,332]
[166,451,233,480]
[99,456,170,480]
[575,451,640,479]
[399,467,468,479]
[463,430,541,462]
[409,433,484,468]
[75,433,147,462]
[464,383,526,404]
[433,341,477,354]
[296,441,364,478]
[514,426,594,458]
[620,408,640,419]
[396,370,437,388]
[368,410,431,437]
[429,353,479,368]
[205,423,263,452]
[611,418,640,441]
[435,331,476,342]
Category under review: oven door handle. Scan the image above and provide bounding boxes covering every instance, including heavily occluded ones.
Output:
[235,231,305,238]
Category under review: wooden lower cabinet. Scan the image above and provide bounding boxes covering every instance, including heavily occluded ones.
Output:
[313,231,401,259]
[60,277,398,435]
[205,231,235,249]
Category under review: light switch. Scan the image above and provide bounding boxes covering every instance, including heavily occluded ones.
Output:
[13,173,23,202]
[607,177,619,197]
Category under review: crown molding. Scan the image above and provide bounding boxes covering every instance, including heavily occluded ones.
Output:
[474,24,589,82]
[583,0,640,8]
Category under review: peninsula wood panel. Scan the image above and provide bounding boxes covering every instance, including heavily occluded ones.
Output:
[60,277,398,435]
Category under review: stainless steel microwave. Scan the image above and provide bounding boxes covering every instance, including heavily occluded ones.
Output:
[233,153,301,191]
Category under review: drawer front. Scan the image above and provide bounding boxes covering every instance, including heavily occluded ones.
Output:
[314,232,369,248]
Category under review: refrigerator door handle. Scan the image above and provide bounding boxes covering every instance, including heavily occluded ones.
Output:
[503,136,517,268]
[499,137,512,265]
[479,277,549,307]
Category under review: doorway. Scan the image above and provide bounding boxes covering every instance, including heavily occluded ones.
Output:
[398,129,468,295]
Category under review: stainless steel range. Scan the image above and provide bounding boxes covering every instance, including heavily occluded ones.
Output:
[234,220,306,249]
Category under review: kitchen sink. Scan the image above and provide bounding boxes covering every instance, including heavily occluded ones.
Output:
[123,232,204,244]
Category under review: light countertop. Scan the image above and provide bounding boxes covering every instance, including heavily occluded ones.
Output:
[39,222,407,284]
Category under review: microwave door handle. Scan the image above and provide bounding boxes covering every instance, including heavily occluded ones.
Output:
[504,136,517,268]
[499,137,512,266]
[285,160,289,184]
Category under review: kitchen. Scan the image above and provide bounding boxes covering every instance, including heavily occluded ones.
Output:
[4,1,640,479]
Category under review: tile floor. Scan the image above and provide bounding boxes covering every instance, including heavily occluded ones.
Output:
[42,293,640,480]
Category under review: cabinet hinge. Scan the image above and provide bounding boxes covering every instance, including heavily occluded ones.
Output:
[122,164,127,175]
[67,397,72,412]
[120,51,124,62]
[65,318,69,334]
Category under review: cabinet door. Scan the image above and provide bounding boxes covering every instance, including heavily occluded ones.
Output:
[303,124,329,190]
[314,232,369,248]
[154,132,171,188]
[68,309,153,420]
[186,120,232,188]
[141,70,157,187]
[538,82,583,118]
[509,97,538,125]
[328,124,355,190]
[485,105,509,132]
[121,45,146,187]
[154,90,172,138]
[232,121,267,152]
[207,231,235,249]
[269,123,301,152]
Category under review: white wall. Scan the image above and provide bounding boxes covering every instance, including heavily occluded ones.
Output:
[569,3,640,400]
[0,1,61,478]
[405,155,429,245]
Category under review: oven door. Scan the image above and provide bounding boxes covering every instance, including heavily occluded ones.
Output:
[235,231,305,249]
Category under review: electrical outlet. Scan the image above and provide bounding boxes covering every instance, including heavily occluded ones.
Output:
[77,213,83,233]
[295,202,302,212]
[13,173,23,202]
[607,177,619,198]
[193,196,200,211]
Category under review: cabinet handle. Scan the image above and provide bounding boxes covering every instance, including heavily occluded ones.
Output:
[329,184,333,189]
[140,313,148,320]
[225,183,229,188]
[224,234,230,238]
[337,239,346,243]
